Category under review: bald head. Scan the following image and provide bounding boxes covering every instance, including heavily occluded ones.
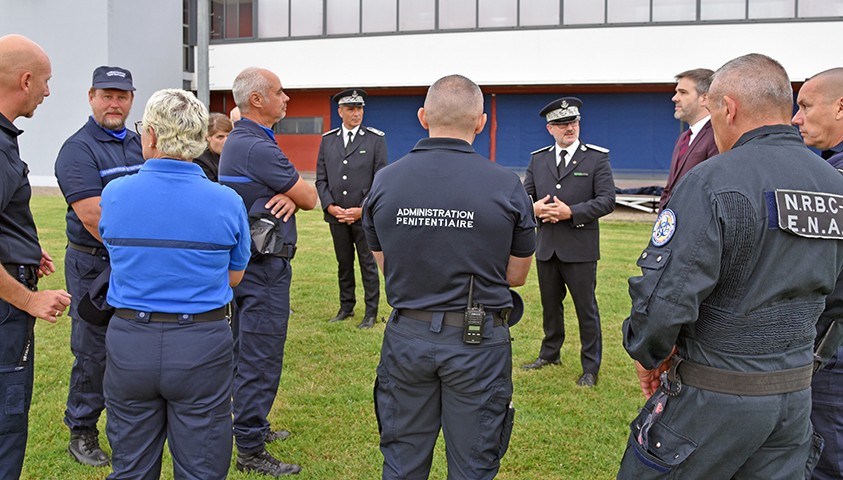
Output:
[420,75,486,140]
[707,54,793,151]
[793,67,843,150]
[0,34,51,121]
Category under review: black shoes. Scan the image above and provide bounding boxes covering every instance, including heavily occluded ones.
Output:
[68,430,110,467]
[328,310,354,323]
[357,316,376,329]
[576,372,598,387]
[266,429,291,443]
[237,448,301,477]
[521,357,561,370]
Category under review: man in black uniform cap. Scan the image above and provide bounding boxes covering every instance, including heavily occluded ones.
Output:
[316,88,387,329]
[618,54,843,479]
[363,74,535,479]
[521,97,615,388]
[0,33,73,479]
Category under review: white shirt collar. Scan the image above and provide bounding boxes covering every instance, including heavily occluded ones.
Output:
[555,139,580,166]
[688,116,710,144]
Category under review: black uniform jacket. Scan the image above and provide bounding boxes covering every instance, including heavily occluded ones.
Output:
[316,125,387,224]
[523,141,615,263]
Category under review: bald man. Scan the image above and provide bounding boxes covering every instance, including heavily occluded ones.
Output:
[363,74,535,479]
[619,54,843,479]
[0,34,72,478]
[793,68,843,480]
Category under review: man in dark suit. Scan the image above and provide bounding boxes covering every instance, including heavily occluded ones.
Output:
[522,97,615,387]
[659,68,719,210]
[316,88,387,329]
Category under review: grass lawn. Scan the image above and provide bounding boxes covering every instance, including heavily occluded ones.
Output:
[23,195,654,479]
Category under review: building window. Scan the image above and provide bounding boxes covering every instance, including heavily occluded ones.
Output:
[399,0,435,31]
[608,0,650,23]
[749,0,795,18]
[291,0,323,36]
[652,0,697,21]
[363,0,398,32]
[275,117,324,135]
[258,0,289,38]
[565,0,605,24]
[799,0,843,17]
[211,0,254,39]
[479,0,517,28]
[700,0,746,20]
[327,0,361,35]
[440,0,475,29]
[519,0,559,26]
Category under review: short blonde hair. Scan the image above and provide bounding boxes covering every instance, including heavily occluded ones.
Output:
[142,89,208,159]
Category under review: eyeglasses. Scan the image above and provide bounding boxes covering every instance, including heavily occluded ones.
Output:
[134,120,144,135]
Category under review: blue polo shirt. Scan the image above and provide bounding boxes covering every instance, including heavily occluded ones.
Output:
[55,116,143,247]
[219,118,300,245]
[363,137,536,311]
[0,113,40,266]
[100,159,250,313]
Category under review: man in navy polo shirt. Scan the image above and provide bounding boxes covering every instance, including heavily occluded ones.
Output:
[363,74,535,479]
[54,65,143,467]
[219,66,317,476]
[0,33,72,479]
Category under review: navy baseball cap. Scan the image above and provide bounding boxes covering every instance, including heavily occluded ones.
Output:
[92,66,135,91]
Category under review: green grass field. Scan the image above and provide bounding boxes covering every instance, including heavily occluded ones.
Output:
[23,196,654,479]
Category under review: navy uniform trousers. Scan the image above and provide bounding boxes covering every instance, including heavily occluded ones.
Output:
[64,246,110,432]
[0,276,36,479]
[375,311,515,480]
[329,221,379,316]
[812,346,843,480]
[104,316,233,480]
[536,257,602,374]
[232,255,291,454]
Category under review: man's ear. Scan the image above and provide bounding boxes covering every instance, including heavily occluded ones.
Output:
[417,107,429,131]
[723,95,738,126]
[250,91,263,110]
[835,96,843,121]
[475,113,487,135]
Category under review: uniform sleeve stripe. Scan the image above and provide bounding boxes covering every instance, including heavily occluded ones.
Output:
[99,165,142,177]
[218,175,254,183]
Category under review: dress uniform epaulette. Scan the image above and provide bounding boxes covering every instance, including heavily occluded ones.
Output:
[585,143,609,153]
[531,145,554,155]
[366,126,385,137]
[323,127,340,137]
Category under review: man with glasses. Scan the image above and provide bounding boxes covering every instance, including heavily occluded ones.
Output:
[54,65,143,468]
[521,97,615,388]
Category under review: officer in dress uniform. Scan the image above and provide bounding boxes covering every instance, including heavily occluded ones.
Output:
[55,65,143,467]
[364,74,536,479]
[316,88,387,329]
[618,54,843,479]
[521,97,615,388]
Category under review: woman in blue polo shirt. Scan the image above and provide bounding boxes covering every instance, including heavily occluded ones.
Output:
[99,89,250,479]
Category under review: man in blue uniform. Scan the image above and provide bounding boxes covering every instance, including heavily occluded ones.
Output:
[0,34,73,479]
[363,74,536,479]
[618,54,843,479]
[316,88,387,329]
[54,65,143,467]
[220,66,317,477]
[792,67,843,480]
[521,97,615,388]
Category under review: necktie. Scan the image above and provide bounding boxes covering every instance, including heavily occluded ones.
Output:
[677,128,692,158]
[557,150,566,176]
[346,131,354,153]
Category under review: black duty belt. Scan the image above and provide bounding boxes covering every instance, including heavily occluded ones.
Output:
[67,240,108,257]
[115,304,231,324]
[397,309,508,328]
[668,357,813,396]
[4,264,38,289]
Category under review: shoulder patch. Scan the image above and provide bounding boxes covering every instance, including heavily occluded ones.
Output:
[531,145,554,155]
[585,143,609,153]
[651,209,676,247]
[323,127,340,137]
[366,126,385,136]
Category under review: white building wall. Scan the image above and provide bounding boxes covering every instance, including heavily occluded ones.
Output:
[0,0,184,186]
[209,21,838,90]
